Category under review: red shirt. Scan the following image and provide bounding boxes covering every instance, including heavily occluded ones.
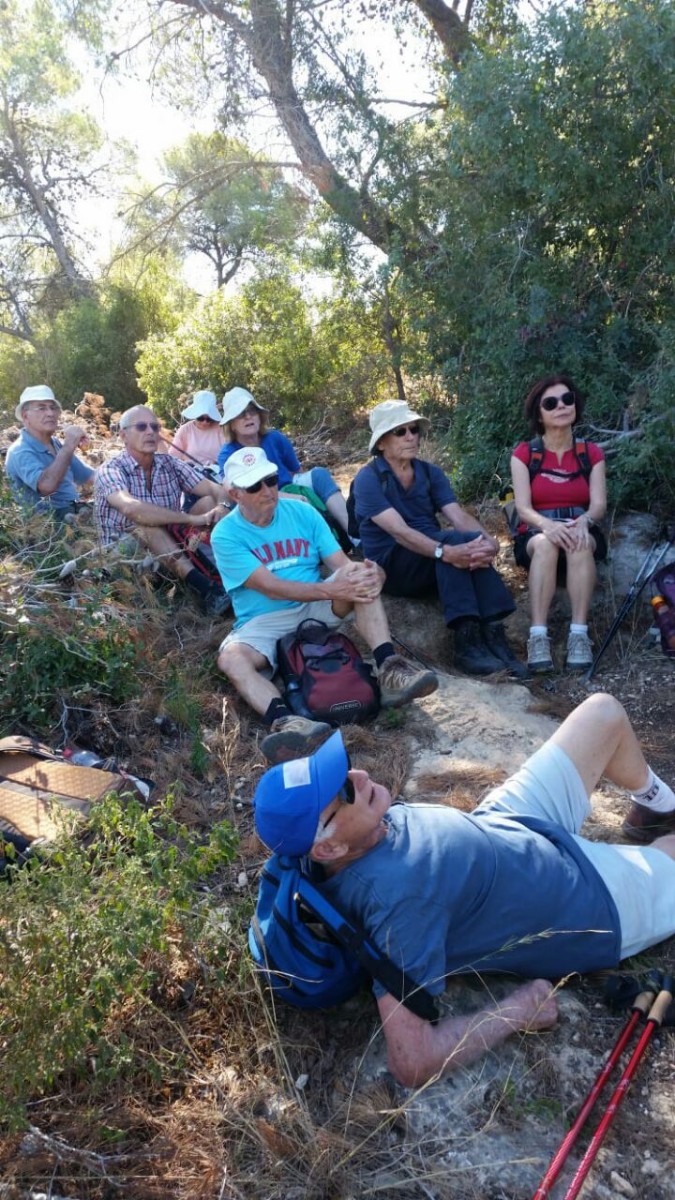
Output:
[512,440,604,511]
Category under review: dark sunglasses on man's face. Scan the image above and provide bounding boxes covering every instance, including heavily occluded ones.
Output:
[320,774,356,832]
[243,474,278,494]
[127,421,160,432]
[540,392,576,412]
[393,423,421,437]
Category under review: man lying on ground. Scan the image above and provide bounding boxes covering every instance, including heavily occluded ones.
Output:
[94,405,231,614]
[210,446,438,764]
[253,692,675,1085]
[5,385,94,518]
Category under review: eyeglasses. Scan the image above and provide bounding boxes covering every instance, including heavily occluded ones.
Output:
[393,423,421,437]
[319,774,355,833]
[195,414,216,423]
[540,392,576,412]
[125,421,160,432]
[242,473,278,494]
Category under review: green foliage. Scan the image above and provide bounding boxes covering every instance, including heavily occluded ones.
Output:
[0,589,142,731]
[132,132,308,289]
[410,0,675,511]
[0,790,238,1128]
[136,266,392,427]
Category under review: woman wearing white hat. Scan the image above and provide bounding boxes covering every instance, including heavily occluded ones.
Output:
[216,386,352,541]
[351,399,526,677]
[169,390,225,469]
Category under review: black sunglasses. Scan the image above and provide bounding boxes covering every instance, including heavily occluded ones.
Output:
[243,473,278,494]
[126,421,160,432]
[540,392,576,412]
[393,423,421,437]
[195,414,216,423]
[320,771,355,833]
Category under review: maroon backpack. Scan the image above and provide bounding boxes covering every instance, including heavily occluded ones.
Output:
[276,620,380,726]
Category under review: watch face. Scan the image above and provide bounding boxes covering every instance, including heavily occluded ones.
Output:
[435,544,443,559]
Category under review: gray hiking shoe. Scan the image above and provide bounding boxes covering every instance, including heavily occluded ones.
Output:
[527,632,553,673]
[622,802,675,843]
[378,655,438,708]
[203,588,232,617]
[260,714,332,765]
[565,630,593,671]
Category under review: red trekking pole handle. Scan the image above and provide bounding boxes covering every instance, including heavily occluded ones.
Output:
[562,976,673,1200]
[531,982,657,1200]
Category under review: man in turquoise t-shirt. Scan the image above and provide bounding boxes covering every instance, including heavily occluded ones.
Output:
[211,447,438,765]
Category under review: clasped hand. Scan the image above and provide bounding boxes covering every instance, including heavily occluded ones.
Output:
[330,559,383,602]
[447,534,497,570]
[543,515,590,551]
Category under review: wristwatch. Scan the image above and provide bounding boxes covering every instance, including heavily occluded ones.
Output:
[434,543,444,560]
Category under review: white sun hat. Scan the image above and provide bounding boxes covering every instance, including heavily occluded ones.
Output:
[16,384,61,421]
[367,399,430,453]
[224,446,279,489]
[181,390,221,422]
[220,386,268,426]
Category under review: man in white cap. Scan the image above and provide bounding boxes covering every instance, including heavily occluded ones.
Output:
[211,446,438,764]
[5,385,93,516]
[253,694,675,1085]
[94,404,231,615]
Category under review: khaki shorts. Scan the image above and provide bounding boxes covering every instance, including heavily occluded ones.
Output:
[218,600,348,670]
[476,742,675,960]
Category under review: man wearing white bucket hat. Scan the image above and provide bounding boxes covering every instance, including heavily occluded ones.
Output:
[6,385,94,516]
[211,445,438,764]
[351,400,525,678]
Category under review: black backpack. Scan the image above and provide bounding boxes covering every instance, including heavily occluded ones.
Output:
[249,852,439,1019]
[276,619,380,726]
[347,458,433,541]
[500,436,592,538]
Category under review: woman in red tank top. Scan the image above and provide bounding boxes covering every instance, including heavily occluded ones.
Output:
[510,374,607,674]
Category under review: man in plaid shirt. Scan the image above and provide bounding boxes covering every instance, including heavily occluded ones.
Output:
[95,405,231,614]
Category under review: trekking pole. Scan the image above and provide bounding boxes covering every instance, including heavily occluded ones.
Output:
[561,974,673,1200]
[391,633,442,675]
[583,536,673,683]
[531,971,660,1200]
[158,433,220,477]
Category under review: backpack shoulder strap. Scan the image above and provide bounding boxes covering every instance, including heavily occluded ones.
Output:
[572,437,592,481]
[296,872,439,1023]
[527,436,545,480]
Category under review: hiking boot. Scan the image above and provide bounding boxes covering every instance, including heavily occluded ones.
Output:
[527,632,554,674]
[377,655,438,708]
[621,802,675,844]
[454,620,504,676]
[566,630,593,671]
[260,715,332,765]
[203,588,232,617]
[481,621,529,679]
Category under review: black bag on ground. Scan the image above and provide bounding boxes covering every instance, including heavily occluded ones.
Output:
[276,619,380,725]
[249,852,439,1019]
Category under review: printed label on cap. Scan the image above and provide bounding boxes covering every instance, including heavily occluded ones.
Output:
[242,451,257,465]
[282,757,311,789]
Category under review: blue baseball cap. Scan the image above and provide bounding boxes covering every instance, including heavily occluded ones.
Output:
[254,730,348,856]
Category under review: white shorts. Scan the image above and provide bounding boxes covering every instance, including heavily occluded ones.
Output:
[475,742,675,960]
[218,600,346,670]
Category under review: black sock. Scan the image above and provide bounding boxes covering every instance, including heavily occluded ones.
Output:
[264,698,291,726]
[185,568,212,598]
[373,642,395,668]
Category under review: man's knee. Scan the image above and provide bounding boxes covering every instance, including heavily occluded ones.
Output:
[217,641,264,683]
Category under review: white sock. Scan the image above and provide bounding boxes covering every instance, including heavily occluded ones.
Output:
[530,625,547,637]
[631,768,675,813]
[570,623,588,635]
